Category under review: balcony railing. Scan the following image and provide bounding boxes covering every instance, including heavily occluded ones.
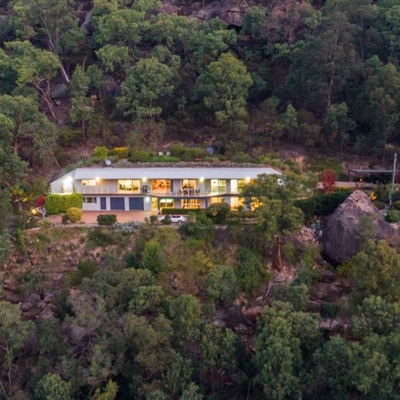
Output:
[74,186,232,197]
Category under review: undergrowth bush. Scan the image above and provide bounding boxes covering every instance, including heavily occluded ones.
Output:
[97,214,117,226]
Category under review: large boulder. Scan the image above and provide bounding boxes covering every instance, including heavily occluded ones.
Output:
[321,190,397,263]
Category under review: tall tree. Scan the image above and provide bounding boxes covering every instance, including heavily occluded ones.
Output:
[194,53,253,125]
[11,0,83,82]
[1,41,60,119]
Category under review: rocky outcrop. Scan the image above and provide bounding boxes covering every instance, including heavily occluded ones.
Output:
[322,190,398,263]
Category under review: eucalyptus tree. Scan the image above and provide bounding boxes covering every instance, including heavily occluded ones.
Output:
[1,41,60,118]
[10,0,83,82]
[194,53,253,125]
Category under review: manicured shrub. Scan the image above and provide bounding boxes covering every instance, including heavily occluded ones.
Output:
[62,214,69,224]
[161,208,202,215]
[97,214,117,226]
[45,194,83,215]
[66,207,82,223]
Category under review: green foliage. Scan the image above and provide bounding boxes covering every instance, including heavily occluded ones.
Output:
[109,146,128,159]
[141,239,163,274]
[205,202,231,224]
[194,53,253,124]
[392,200,400,210]
[294,190,352,223]
[34,373,72,400]
[45,194,83,214]
[93,146,109,161]
[242,174,304,244]
[372,201,386,210]
[241,6,267,39]
[204,265,238,307]
[65,207,82,223]
[87,228,118,247]
[385,209,399,222]
[161,208,202,215]
[67,259,98,287]
[349,240,400,303]
[129,149,150,162]
[0,230,11,268]
[236,248,268,294]
[92,380,118,400]
[160,214,172,225]
[97,214,117,226]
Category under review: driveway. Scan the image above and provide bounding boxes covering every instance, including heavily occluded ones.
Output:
[48,210,157,225]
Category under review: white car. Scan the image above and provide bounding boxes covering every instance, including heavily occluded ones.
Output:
[159,214,188,224]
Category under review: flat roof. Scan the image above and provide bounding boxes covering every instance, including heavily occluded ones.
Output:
[72,166,280,180]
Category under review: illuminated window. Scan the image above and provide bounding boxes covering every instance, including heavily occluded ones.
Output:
[182,179,196,189]
[210,197,225,204]
[210,179,226,193]
[152,180,171,192]
[160,198,174,209]
[181,199,201,209]
[118,179,140,191]
[82,179,96,186]
[83,197,97,203]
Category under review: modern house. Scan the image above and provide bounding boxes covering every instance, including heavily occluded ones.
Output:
[49,163,281,212]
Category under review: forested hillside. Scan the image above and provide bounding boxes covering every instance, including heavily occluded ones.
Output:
[3,0,400,399]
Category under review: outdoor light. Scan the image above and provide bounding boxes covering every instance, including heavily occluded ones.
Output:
[95,176,100,182]
[63,176,72,184]
[143,177,147,182]
[245,177,251,183]
[145,196,150,202]
[200,177,204,182]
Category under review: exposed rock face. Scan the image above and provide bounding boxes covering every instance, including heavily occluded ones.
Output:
[322,190,398,263]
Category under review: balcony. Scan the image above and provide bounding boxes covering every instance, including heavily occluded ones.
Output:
[74,186,228,197]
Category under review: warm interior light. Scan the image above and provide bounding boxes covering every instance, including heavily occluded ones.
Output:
[245,177,251,183]
[95,176,100,182]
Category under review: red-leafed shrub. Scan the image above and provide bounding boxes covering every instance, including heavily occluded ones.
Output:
[320,169,337,194]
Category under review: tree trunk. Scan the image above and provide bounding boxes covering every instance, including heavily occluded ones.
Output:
[60,63,70,83]
[274,235,283,271]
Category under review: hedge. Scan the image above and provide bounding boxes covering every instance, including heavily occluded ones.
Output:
[161,208,203,215]
[97,214,117,226]
[294,190,352,223]
[45,194,83,215]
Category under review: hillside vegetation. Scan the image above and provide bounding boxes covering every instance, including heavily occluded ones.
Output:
[2,0,400,399]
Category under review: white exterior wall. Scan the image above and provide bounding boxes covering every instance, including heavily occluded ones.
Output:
[82,197,101,211]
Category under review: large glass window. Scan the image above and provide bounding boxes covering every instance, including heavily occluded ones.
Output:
[160,198,174,209]
[182,179,196,189]
[181,199,201,209]
[118,179,140,192]
[152,180,171,192]
[211,179,226,193]
[82,179,96,186]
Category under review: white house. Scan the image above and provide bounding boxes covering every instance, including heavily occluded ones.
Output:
[49,163,281,211]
